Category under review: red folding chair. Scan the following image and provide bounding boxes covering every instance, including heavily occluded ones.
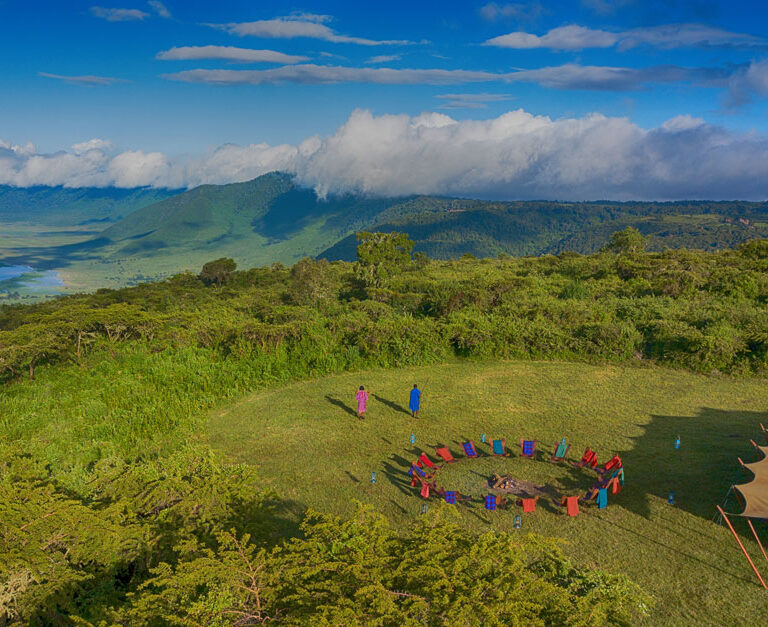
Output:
[418,452,441,471]
[435,447,458,463]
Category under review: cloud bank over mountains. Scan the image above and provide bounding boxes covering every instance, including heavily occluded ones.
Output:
[3,109,768,200]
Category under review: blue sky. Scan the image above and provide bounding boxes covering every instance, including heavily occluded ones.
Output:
[3,0,768,199]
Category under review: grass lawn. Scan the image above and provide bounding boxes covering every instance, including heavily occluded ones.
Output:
[206,360,768,625]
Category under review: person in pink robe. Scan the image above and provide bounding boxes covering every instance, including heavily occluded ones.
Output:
[356,385,368,418]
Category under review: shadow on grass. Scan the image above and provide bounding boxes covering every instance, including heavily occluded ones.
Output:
[325,395,357,418]
[382,457,413,497]
[372,393,411,416]
[619,407,768,525]
[389,498,407,514]
[230,496,305,545]
[582,507,757,585]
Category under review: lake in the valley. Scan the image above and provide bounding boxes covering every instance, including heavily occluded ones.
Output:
[0,264,64,297]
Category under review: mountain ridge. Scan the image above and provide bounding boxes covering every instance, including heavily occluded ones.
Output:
[4,174,768,299]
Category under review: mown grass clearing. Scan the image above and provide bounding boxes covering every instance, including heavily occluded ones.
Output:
[207,359,768,625]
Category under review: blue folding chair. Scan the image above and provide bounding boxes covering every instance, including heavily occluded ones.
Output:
[520,439,537,458]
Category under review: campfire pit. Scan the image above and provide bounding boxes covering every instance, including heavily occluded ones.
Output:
[489,473,544,496]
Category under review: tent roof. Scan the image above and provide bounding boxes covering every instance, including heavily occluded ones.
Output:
[734,445,768,518]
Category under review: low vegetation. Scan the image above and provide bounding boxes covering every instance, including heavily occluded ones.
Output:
[2,231,768,623]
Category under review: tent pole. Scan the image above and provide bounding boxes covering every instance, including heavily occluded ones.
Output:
[713,485,735,524]
[717,506,767,589]
[747,519,768,562]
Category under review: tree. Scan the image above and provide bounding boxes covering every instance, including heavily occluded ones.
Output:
[290,257,336,305]
[737,238,768,260]
[124,503,652,625]
[355,232,414,287]
[601,227,648,255]
[199,258,237,287]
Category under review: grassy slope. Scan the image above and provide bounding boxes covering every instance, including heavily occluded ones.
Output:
[206,360,768,625]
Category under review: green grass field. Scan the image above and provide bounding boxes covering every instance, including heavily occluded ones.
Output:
[206,360,768,625]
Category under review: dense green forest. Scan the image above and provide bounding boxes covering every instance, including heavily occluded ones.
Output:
[2,231,768,623]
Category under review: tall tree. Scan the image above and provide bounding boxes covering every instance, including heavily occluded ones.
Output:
[355,231,414,287]
[199,258,237,287]
[601,227,648,255]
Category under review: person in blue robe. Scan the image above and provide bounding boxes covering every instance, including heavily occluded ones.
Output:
[409,384,421,417]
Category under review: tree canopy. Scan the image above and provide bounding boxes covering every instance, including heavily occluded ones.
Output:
[199,258,237,287]
[355,231,414,287]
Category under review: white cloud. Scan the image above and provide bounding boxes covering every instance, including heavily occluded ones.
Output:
[107,150,172,187]
[283,12,333,24]
[156,46,308,64]
[38,72,126,86]
[0,140,36,156]
[208,17,415,46]
[5,109,768,200]
[71,138,113,153]
[365,55,401,64]
[486,25,617,50]
[148,0,171,18]
[160,62,722,91]
[436,93,514,109]
[484,23,763,50]
[660,114,705,131]
[90,6,149,21]
[725,59,768,106]
[162,64,506,86]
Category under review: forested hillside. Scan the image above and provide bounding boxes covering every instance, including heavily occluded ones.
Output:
[0,185,176,225]
[320,199,768,260]
[4,175,768,299]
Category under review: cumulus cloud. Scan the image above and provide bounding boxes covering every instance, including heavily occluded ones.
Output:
[156,46,308,64]
[38,72,126,86]
[484,23,763,50]
[90,6,149,21]
[725,59,768,106]
[161,62,725,91]
[208,16,415,46]
[436,93,514,109]
[148,0,171,18]
[71,138,113,153]
[5,109,768,200]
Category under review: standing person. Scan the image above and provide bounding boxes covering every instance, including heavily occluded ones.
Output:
[356,385,369,419]
[409,384,421,418]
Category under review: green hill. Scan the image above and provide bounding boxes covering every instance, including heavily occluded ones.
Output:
[4,174,768,298]
[319,199,768,260]
[98,172,399,260]
[79,176,768,273]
